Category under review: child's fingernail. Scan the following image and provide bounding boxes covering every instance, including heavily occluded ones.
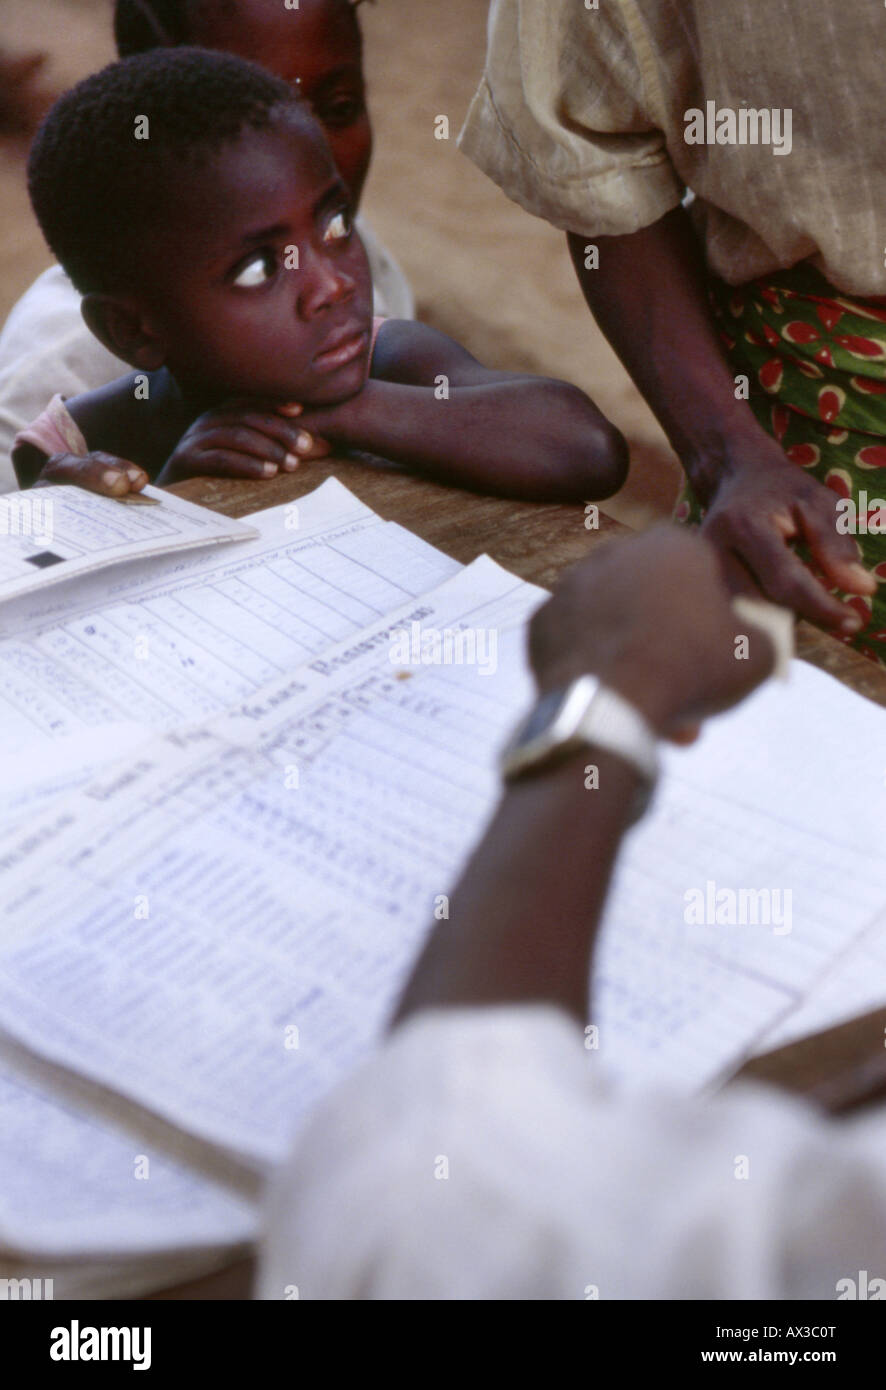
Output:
[102,468,125,490]
[841,613,863,633]
[126,466,144,483]
[277,402,302,417]
[296,431,313,453]
[283,453,299,471]
[262,462,278,476]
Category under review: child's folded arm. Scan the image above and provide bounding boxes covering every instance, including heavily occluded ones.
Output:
[298,319,628,502]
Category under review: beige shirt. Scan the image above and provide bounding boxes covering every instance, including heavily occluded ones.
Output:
[459,0,886,296]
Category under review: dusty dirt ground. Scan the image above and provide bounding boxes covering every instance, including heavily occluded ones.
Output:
[0,0,681,526]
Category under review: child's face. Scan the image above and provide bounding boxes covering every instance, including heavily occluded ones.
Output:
[138,111,374,406]
[191,0,372,208]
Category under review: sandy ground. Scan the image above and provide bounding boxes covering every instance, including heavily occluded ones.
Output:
[0,0,681,526]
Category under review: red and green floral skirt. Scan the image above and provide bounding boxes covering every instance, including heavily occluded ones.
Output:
[676,262,886,663]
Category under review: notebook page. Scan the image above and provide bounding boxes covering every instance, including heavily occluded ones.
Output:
[0,481,459,755]
[0,485,258,601]
[1,561,885,1163]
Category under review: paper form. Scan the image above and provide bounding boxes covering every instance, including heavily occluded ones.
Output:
[0,1036,257,1258]
[0,485,258,602]
[0,479,459,756]
[0,560,540,1165]
[0,725,152,834]
[1,558,885,1167]
[754,923,886,1051]
[593,658,886,1088]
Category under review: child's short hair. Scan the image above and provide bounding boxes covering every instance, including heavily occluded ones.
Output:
[28,48,299,295]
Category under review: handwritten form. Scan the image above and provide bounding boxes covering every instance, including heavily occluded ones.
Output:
[0,485,258,601]
[0,479,460,1261]
[1,546,885,1185]
[0,477,458,757]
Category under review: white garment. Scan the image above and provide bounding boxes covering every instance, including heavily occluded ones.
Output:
[258,1005,886,1300]
[0,216,414,492]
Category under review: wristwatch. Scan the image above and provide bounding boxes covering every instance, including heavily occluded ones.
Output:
[500,676,660,821]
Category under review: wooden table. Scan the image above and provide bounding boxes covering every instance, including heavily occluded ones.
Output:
[149,456,886,1298]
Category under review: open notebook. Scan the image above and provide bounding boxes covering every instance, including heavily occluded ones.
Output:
[1,477,885,1295]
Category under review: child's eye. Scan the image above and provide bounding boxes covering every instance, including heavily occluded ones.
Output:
[323,211,352,244]
[232,251,277,288]
[317,96,364,129]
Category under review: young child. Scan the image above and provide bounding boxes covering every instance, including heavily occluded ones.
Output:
[0,0,410,488]
[14,49,627,503]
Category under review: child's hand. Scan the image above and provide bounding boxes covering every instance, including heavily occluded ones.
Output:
[155,401,331,485]
[32,451,150,497]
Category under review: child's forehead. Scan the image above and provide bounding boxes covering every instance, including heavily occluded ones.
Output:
[192,0,362,71]
[161,114,339,242]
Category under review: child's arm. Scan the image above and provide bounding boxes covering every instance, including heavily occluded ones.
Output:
[295,319,629,501]
[11,377,151,495]
[13,440,150,495]
[13,374,328,492]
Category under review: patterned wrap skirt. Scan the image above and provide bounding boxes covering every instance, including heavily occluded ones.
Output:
[676,262,886,663]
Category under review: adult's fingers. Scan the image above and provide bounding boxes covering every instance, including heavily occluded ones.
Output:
[796,494,878,597]
[708,513,858,631]
[713,546,765,600]
[35,452,149,496]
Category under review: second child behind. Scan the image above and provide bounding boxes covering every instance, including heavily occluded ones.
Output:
[14,50,628,504]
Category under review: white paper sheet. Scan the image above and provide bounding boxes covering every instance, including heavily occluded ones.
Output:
[0,485,258,601]
[1,557,884,1170]
[754,928,886,1051]
[0,1036,257,1258]
[0,478,458,757]
[0,478,460,1262]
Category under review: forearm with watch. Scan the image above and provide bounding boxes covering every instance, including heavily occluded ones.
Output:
[390,683,658,1029]
[391,527,777,1031]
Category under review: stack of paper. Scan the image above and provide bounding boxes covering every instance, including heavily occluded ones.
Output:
[1,477,885,1295]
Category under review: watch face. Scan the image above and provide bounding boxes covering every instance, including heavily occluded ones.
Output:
[516,687,570,744]
[501,677,598,779]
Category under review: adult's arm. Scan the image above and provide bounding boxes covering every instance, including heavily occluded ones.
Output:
[567,210,875,634]
[394,526,775,1025]
[260,530,886,1304]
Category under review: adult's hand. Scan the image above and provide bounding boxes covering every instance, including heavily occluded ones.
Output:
[529,526,776,742]
[397,526,777,1025]
[700,440,876,633]
[566,213,876,634]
